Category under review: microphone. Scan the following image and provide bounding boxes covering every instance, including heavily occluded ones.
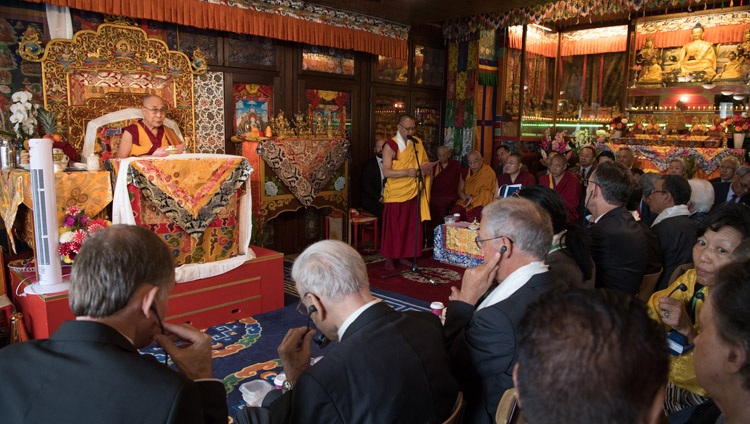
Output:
[694,291,705,301]
[407,135,418,144]
[667,283,688,297]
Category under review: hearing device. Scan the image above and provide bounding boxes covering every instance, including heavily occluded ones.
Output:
[305,303,330,348]
[499,245,507,255]
[308,304,317,314]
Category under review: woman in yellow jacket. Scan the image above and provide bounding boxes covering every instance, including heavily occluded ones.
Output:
[648,203,750,415]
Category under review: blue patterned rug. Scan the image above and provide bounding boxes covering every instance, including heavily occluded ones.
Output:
[141,287,428,419]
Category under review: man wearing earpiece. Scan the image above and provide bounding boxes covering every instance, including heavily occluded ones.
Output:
[0,225,226,424]
[443,197,559,424]
[263,240,458,424]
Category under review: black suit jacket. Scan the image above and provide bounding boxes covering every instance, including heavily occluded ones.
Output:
[652,215,698,291]
[712,181,750,206]
[270,302,458,424]
[360,157,384,220]
[588,207,655,295]
[0,321,227,424]
[444,271,558,424]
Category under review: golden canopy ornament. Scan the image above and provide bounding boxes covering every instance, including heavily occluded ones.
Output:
[19,23,207,153]
[18,26,44,61]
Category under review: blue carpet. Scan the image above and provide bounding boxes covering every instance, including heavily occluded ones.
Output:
[141,288,428,417]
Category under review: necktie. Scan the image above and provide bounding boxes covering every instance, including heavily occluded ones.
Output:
[730,194,738,203]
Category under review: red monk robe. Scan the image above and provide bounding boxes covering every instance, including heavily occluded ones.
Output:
[429,158,461,228]
[122,120,181,156]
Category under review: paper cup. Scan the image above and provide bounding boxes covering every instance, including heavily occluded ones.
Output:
[273,372,287,389]
[430,301,444,316]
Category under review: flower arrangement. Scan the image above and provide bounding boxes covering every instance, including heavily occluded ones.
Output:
[540,128,569,154]
[251,209,272,247]
[610,116,628,131]
[595,129,608,143]
[58,206,111,263]
[628,121,645,133]
[724,114,750,134]
[572,129,592,153]
[3,91,39,148]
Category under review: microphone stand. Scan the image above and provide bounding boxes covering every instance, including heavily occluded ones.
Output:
[382,137,437,285]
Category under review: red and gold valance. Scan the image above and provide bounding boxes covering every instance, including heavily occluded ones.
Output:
[636,10,750,48]
[24,0,408,59]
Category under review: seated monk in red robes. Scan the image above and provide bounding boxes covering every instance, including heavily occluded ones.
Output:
[539,153,582,223]
[450,151,498,223]
[429,145,461,229]
[115,94,185,158]
[497,153,536,187]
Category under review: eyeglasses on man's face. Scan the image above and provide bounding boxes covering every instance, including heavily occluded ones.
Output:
[144,107,168,115]
[474,234,511,250]
[398,123,415,132]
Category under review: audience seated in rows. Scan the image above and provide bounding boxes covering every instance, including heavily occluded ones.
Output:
[647,175,698,291]
[647,203,750,415]
[248,240,459,424]
[687,259,750,424]
[709,156,739,183]
[712,165,750,206]
[450,151,497,223]
[585,161,661,295]
[687,178,714,226]
[516,185,595,288]
[668,158,688,178]
[0,225,227,423]
[494,144,511,175]
[515,288,669,424]
[539,153,582,223]
[497,153,536,188]
[639,172,661,226]
[429,145,462,230]
[445,197,558,424]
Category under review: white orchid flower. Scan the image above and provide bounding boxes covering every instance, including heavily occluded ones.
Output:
[9,113,23,124]
[11,91,25,102]
[10,103,26,115]
[23,101,32,111]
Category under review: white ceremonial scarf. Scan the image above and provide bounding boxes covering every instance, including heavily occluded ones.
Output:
[477,261,549,310]
[651,204,690,227]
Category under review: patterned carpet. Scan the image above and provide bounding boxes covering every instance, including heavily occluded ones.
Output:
[142,253,429,420]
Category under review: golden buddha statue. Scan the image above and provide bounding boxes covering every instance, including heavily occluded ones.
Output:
[717,51,746,81]
[639,56,663,84]
[637,37,659,66]
[738,28,750,58]
[676,23,717,80]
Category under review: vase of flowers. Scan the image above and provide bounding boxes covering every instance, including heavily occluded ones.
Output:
[58,206,111,263]
[4,91,39,151]
[725,114,750,149]
[610,116,628,140]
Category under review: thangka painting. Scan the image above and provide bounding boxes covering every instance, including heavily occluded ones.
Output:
[234,83,272,139]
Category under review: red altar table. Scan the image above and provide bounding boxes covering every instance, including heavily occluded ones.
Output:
[9,246,284,339]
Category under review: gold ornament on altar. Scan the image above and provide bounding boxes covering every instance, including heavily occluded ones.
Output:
[270,110,292,138]
[18,26,44,61]
[191,47,208,74]
[293,112,312,138]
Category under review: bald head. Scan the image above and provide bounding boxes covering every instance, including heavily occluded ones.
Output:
[468,151,483,173]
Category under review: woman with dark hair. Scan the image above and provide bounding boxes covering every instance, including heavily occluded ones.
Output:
[647,203,750,415]
[688,259,750,424]
[516,185,595,288]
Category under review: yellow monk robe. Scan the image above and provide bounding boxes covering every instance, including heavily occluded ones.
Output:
[125,120,182,157]
[383,136,432,222]
[458,164,497,209]
[647,269,707,397]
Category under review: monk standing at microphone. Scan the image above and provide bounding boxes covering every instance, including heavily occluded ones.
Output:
[381,114,435,271]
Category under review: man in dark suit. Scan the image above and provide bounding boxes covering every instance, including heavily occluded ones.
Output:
[444,197,558,424]
[645,175,698,291]
[360,137,386,220]
[709,156,739,183]
[712,165,750,206]
[264,239,458,424]
[586,161,656,296]
[0,225,227,424]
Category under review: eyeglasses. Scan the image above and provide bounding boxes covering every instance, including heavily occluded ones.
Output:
[144,107,168,115]
[651,190,670,195]
[398,123,416,132]
[475,234,512,250]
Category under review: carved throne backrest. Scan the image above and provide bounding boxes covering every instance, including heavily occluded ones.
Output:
[36,24,197,154]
